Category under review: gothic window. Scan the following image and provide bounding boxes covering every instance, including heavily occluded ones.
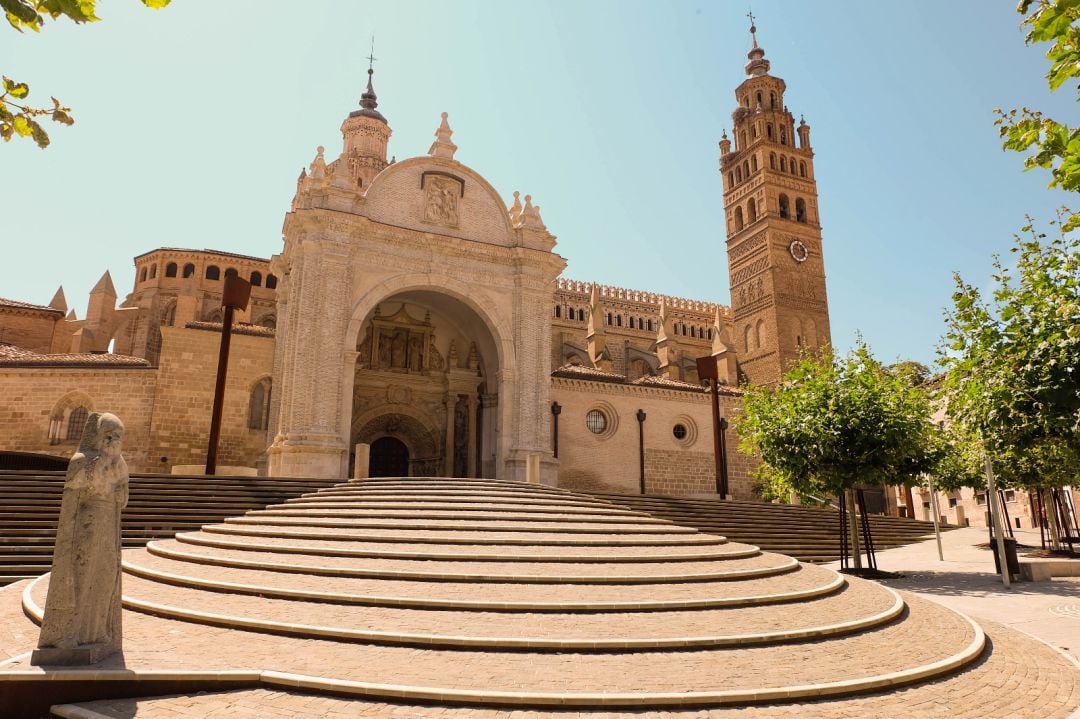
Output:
[66,407,88,441]
[779,194,791,220]
[165,262,177,278]
[734,206,744,231]
[769,152,776,170]
[250,271,262,287]
[780,156,787,173]
[747,197,757,223]
[139,267,148,282]
[224,268,238,279]
[183,263,195,278]
[780,128,787,145]
[248,378,272,430]
[205,265,220,281]
[266,274,278,289]
[796,198,808,223]
[751,155,758,172]
[799,161,807,178]
[149,263,157,279]
[767,124,774,140]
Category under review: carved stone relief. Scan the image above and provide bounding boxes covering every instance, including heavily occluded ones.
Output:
[424,175,460,227]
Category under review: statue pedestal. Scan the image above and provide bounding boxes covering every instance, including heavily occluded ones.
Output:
[31,642,117,666]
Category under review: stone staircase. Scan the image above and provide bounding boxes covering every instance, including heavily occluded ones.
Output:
[13,476,990,712]
[592,492,945,562]
[0,471,340,585]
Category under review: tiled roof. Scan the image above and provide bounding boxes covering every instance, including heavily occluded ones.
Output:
[185,321,276,337]
[0,297,64,315]
[551,364,627,384]
[552,362,741,395]
[0,343,150,367]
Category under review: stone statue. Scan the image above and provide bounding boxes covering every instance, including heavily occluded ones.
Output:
[32,412,128,666]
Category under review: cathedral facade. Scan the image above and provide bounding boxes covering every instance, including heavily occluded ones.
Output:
[0,34,830,499]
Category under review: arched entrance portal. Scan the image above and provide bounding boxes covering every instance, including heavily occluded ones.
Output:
[369,436,409,477]
[351,290,499,478]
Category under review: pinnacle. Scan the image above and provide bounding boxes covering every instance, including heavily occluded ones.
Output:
[90,270,116,296]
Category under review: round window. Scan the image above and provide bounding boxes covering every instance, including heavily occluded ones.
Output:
[585,409,608,434]
[672,423,688,440]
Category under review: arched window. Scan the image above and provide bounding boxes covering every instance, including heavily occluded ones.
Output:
[805,317,818,347]
[606,312,612,326]
[751,124,758,138]
[780,156,787,173]
[728,171,734,188]
[790,156,798,175]
[767,124,774,140]
[744,325,753,352]
[742,160,749,178]
[209,310,224,323]
[266,274,278,289]
[224,267,238,279]
[554,305,561,318]
[780,128,787,145]
[149,263,157,279]
[734,206,744,231]
[162,302,176,327]
[66,407,88,441]
[769,152,776,170]
[259,315,276,330]
[770,92,776,109]
[707,328,713,340]
[779,194,791,220]
[796,197,808,223]
[165,262,177,278]
[205,265,220,281]
[735,166,743,183]
[682,324,688,336]
[751,155,758,172]
[139,267,148,282]
[755,319,765,349]
[647,319,654,332]
[747,197,757,223]
[799,161,807,178]
[250,271,262,287]
[756,91,762,106]
[616,315,622,327]
[248,378,272,430]
[577,308,585,321]
[739,131,746,148]
[183,263,196,278]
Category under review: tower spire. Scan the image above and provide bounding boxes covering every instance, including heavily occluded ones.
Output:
[744,10,770,77]
[351,36,387,123]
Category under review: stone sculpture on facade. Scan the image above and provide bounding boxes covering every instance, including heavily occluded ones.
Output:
[32,412,129,666]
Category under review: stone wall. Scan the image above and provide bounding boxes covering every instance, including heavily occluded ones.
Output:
[0,306,63,354]
[551,377,759,500]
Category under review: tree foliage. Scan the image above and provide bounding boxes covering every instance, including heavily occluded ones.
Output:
[737,343,936,501]
[995,0,1080,229]
[939,220,1080,488]
[1,0,169,148]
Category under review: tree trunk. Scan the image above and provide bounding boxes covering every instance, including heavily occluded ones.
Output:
[847,488,862,569]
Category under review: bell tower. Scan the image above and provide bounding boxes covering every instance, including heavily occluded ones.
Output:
[722,18,831,385]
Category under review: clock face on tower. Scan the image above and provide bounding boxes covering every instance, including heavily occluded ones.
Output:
[788,239,808,263]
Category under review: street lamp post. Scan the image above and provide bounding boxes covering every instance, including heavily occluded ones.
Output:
[635,409,646,494]
[695,355,729,499]
[205,274,251,475]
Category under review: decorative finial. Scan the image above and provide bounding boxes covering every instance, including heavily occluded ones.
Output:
[799,114,806,126]
[349,36,387,123]
[428,111,458,159]
[743,8,770,78]
[721,128,728,139]
[747,9,757,48]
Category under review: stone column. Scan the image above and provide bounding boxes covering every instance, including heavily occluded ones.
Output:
[353,443,370,479]
[444,392,455,477]
[466,394,478,478]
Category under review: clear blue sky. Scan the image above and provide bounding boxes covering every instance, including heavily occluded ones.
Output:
[2,1,1073,367]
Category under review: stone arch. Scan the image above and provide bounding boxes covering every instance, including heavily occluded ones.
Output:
[48,391,94,444]
[353,406,441,477]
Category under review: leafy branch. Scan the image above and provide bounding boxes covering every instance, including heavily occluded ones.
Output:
[1,0,169,149]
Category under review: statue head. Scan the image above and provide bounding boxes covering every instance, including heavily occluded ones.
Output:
[77,412,125,458]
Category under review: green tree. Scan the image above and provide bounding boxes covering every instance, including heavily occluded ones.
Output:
[1,0,169,148]
[995,0,1080,228]
[738,343,936,530]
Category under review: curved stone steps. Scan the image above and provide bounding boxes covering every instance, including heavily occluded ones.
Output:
[121,550,844,610]
[202,523,726,546]
[245,508,673,525]
[285,493,624,509]
[24,575,984,706]
[222,516,700,535]
[173,531,748,563]
[142,540,794,583]
[116,573,901,649]
[261,502,647,518]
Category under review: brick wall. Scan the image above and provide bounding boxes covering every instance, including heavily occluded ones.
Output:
[0,307,62,354]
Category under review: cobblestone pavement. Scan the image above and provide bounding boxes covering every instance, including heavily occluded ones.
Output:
[54,620,1080,718]
[827,527,1080,662]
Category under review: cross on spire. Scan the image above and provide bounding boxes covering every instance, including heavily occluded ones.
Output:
[366,36,377,73]
[747,9,758,47]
